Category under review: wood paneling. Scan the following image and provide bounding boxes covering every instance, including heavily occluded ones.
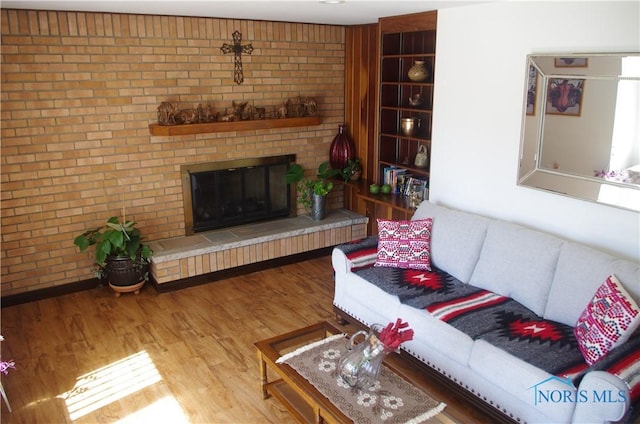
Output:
[379,11,438,34]
[345,24,378,184]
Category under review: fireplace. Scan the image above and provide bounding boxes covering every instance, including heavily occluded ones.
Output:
[181,155,296,235]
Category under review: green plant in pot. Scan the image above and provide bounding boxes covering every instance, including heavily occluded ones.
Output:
[74,216,153,296]
[286,161,340,220]
[341,158,362,182]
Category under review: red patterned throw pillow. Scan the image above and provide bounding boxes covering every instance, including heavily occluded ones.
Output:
[374,218,433,271]
[574,274,640,365]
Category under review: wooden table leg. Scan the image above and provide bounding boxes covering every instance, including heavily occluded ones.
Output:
[256,351,269,399]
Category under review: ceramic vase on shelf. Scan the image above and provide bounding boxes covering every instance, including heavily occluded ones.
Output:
[329,124,355,170]
[408,93,424,107]
[414,144,428,168]
[407,60,430,82]
[401,117,421,137]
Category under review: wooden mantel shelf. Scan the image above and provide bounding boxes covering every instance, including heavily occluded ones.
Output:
[149,116,322,136]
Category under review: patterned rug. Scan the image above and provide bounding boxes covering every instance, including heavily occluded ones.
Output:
[277,334,446,423]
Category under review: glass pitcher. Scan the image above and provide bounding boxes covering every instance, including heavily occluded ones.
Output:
[338,324,394,390]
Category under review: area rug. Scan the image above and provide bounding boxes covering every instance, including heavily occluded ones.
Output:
[277,334,446,423]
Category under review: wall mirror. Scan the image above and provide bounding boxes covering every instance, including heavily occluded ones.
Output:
[518,53,640,212]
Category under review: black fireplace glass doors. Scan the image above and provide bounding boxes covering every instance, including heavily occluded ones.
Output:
[269,163,288,214]
[189,162,290,233]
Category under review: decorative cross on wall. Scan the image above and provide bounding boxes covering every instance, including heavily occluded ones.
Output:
[220,30,254,85]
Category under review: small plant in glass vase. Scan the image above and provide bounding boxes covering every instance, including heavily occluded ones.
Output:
[286,161,340,220]
[74,216,153,296]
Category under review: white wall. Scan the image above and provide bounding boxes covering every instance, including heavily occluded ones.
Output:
[432,1,640,261]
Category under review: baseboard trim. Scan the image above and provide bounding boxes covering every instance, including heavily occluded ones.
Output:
[1,278,102,307]
[1,248,332,306]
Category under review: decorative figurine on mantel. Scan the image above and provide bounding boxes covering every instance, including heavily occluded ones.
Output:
[156,97,318,126]
[157,102,179,125]
[197,103,218,123]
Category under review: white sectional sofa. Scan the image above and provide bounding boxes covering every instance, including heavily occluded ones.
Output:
[332,201,639,423]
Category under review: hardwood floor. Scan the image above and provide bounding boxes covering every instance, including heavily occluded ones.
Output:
[0,255,491,424]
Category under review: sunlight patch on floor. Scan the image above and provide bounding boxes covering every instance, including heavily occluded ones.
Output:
[59,351,163,420]
[115,396,189,423]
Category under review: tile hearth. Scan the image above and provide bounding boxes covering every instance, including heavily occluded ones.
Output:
[149,209,367,285]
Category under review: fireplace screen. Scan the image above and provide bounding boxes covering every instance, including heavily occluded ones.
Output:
[181,155,295,234]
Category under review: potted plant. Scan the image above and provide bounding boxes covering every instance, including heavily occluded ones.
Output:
[286,161,340,220]
[74,216,153,296]
[341,158,362,182]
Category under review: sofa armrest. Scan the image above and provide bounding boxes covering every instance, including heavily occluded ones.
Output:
[332,237,378,275]
[571,333,639,423]
[572,371,630,424]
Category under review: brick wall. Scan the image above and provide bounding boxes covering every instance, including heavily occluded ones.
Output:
[0,9,346,296]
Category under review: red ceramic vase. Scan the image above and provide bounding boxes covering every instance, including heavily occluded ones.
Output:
[329,125,355,170]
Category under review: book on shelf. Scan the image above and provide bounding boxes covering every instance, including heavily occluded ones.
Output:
[382,166,395,186]
[383,166,408,193]
[403,176,429,198]
[397,173,412,195]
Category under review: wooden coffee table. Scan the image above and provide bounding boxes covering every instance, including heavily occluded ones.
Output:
[255,321,456,424]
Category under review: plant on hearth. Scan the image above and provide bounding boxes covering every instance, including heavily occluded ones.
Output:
[74,216,153,288]
[286,161,340,210]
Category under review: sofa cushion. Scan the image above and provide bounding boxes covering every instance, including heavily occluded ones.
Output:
[399,304,475,367]
[468,339,576,424]
[468,221,563,316]
[339,271,402,325]
[477,308,585,375]
[411,201,490,283]
[544,241,640,327]
[419,282,587,376]
[574,274,640,365]
[355,265,464,309]
[374,218,432,271]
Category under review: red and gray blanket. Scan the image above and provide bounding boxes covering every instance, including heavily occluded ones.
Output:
[336,239,640,405]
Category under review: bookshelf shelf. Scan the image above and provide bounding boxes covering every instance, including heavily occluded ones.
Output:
[376,14,436,187]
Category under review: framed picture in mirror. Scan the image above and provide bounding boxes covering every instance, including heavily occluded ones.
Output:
[554,57,588,67]
[526,65,537,116]
[545,78,584,116]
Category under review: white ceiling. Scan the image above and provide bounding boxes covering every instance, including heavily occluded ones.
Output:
[1,0,490,25]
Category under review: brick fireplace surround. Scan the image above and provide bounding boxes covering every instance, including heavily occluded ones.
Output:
[1,9,349,297]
